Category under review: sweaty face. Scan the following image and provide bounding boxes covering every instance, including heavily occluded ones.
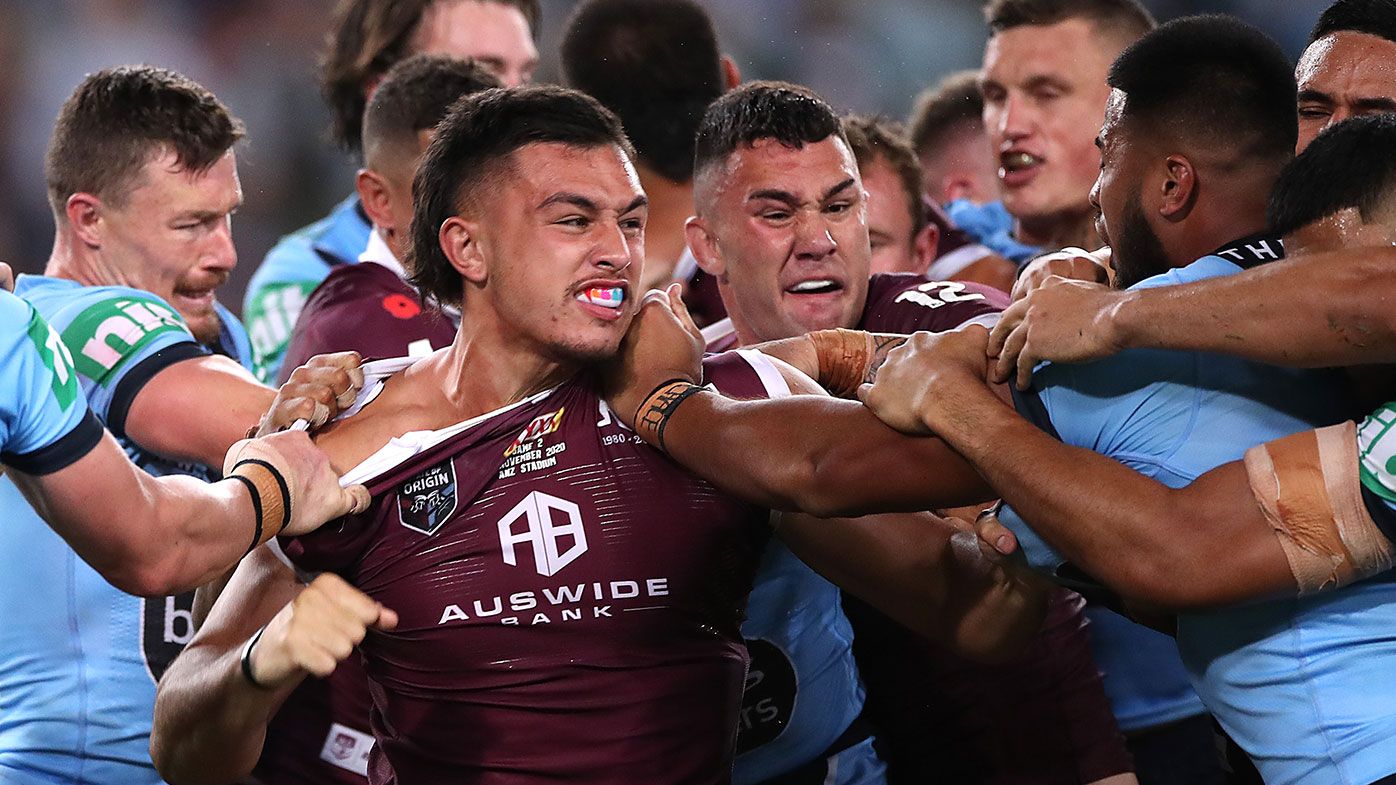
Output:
[99,149,241,344]
[861,155,922,275]
[413,0,538,87]
[1089,90,1166,289]
[981,19,1119,229]
[701,136,870,342]
[474,143,646,363]
[1296,31,1396,153]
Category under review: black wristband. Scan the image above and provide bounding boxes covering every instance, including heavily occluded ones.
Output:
[226,474,263,556]
[231,458,293,536]
[634,379,707,453]
[240,625,271,690]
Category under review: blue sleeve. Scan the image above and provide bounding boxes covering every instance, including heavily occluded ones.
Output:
[0,292,103,473]
[47,288,208,436]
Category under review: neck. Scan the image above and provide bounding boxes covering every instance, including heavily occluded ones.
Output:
[1168,174,1276,267]
[1015,209,1101,252]
[44,230,128,288]
[425,311,578,419]
[637,165,696,290]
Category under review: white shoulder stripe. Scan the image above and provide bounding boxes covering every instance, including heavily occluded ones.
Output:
[734,348,792,400]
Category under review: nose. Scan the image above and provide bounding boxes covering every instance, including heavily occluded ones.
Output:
[994,92,1032,144]
[206,217,237,273]
[594,219,634,273]
[1088,176,1103,212]
[792,211,837,260]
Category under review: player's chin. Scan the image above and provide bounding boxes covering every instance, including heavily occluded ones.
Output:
[183,311,224,345]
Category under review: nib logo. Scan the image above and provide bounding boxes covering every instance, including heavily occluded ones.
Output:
[498,491,588,576]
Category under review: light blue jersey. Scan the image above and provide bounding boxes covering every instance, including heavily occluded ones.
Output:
[0,290,100,474]
[243,194,371,382]
[0,275,254,785]
[735,541,885,785]
[1003,250,1396,785]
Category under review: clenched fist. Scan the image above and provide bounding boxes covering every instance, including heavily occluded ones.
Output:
[247,573,398,688]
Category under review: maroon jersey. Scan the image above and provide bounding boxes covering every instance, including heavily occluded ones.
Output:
[262,260,457,784]
[703,273,1006,353]
[276,353,783,784]
[278,261,456,384]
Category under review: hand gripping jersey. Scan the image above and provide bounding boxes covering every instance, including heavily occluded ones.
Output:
[259,250,457,785]
[1001,239,1396,785]
[244,194,372,382]
[0,275,254,785]
[276,352,787,785]
[0,290,101,473]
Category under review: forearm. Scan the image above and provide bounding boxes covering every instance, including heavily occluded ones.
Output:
[660,392,993,517]
[926,384,1263,607]
[19,457,255,596]
[1114,250,1396,367]
[151,639,301,785]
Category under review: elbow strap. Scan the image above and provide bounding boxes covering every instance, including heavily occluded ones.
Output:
[807,329,877,399]
[1244,421,1394,595]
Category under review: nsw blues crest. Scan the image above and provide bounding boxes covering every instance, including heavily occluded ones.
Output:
[398,459,458,535]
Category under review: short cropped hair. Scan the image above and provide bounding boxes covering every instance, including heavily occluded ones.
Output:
[410,86,634,306]
[560,0,723,184]
[1267,113,1396,236]
[693,81,846,180]
[843,115,927,237]
[45,66,244,216]
[908,70,983,161]
[984,0,1155,41]
[1311,0,1396,44]
[362,55,502,168]
[1107,15,1297,162]
[320,0,541,153]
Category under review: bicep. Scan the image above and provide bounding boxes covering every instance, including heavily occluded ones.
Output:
[125,355,273,468]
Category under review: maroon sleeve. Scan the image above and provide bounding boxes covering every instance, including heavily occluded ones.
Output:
[858,273,1008,335]
[702,350,780,400]
[278,263,455,384]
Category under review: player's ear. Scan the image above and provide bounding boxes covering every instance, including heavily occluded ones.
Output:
[1159,154,1196,220]
[440,216,487,285]
[720,56,741,90]
[64,193,104,248]
[685,216,726,279]
[912,220,939,273]
[356,169,394,231]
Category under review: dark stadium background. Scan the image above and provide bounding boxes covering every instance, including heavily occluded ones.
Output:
[0,0,1331,312]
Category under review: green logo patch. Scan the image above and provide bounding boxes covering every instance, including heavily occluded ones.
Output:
[1358,402,1396,503]
[245,280,319,382]
[61,297,190,386]
[24,307,79,411]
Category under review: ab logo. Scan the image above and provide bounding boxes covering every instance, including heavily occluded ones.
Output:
[140,591,196,683]
[398,460,458,535]
[498,491,588,577]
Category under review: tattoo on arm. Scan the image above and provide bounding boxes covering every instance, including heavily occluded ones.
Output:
[864,335,907,385]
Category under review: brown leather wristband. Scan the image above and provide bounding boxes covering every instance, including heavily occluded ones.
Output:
[634,379,707,452]
[808,328,876,398]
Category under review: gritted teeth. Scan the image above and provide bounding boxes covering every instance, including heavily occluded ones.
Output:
[1001,151,1041,172]
[576,286,625,308]
[787,279,839,294]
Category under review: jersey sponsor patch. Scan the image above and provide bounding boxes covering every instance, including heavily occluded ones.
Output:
[24,306,79,411]
[61,296,190,386]
[319,722,374,776]
[140,591,197,682]
[736,638,797,754]
[398,458,458,535]
[1358,403,1396,505]
[245,280,319,380]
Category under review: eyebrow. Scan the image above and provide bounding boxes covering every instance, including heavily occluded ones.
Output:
[748,178,857,206]
[1297,89,1335,104]
[1355,96,1396,112]
[538,192,648,214]
[1023,74,1070,92]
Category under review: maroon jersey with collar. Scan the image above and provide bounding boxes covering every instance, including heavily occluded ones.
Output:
[278,353,777,785]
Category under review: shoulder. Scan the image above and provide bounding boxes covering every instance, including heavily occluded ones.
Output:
[39,285,198,387]
[1129,256,1242,292]
[860,273,1007,333]
[703,348,813,400]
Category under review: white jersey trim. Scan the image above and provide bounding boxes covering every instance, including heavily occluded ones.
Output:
[925,243,994,280]
[701,317,736,347]
[735,348,793,400]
